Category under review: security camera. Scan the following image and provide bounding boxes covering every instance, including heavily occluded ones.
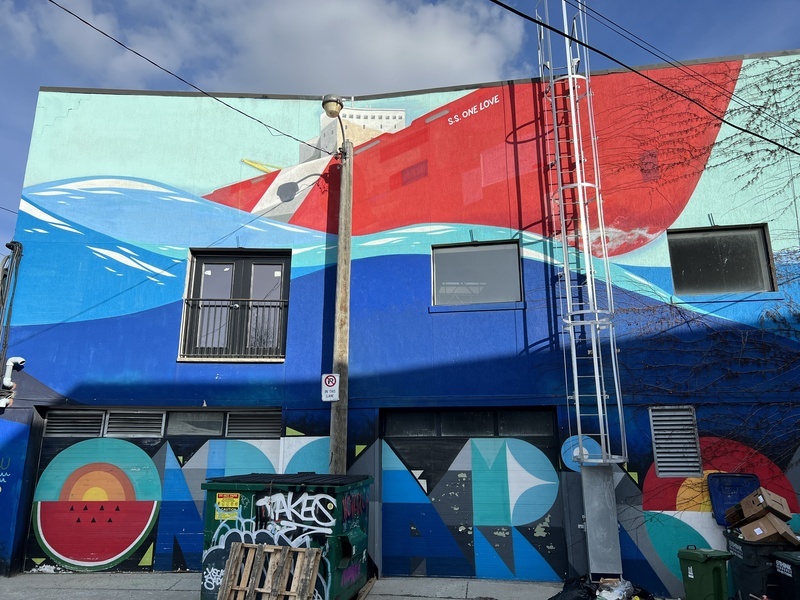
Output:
[9,357,24,367]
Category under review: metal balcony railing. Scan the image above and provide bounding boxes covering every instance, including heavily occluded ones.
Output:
[181,298,288,360]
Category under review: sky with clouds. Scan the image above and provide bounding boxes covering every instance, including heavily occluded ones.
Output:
[1,0,799,253]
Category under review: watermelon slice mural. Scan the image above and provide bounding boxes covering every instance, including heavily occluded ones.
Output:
[32,439,161,571]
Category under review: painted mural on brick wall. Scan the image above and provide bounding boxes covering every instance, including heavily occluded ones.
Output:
[25,436,329,573]
[5,52,800,593]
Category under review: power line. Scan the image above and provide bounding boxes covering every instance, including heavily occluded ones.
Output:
[47,0,331,157]
[487,0,800,158]
[566,0,800,141]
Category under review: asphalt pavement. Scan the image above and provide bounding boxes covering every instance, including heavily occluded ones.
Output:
[0,571,565,600]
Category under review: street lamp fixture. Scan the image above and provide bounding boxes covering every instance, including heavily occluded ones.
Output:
[323,94,354,475]
[322,94,348,157]
[322,94,344,119]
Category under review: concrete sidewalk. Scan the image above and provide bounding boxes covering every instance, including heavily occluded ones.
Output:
[0,572,564,600]
[367,576,563,599]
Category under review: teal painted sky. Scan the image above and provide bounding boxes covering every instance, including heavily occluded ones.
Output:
[2,0,800,252]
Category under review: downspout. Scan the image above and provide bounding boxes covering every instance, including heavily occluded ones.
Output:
[0,241,23,367]
[0,242,23,408]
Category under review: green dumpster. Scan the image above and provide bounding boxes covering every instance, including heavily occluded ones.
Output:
[201,473,372,600]
[677,546,732,600]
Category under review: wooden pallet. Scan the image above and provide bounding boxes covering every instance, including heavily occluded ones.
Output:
[217,542,322,600]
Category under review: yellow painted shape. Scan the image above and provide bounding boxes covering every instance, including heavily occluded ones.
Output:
[676,470,720,512]
[70,471,127,501]
[83,486,109,501]
[31,558,46,565]
[629,472,638,484]
[138,543,154,567]
[355,445,366,457]
[242,159,281,173]
[285,427,303,437]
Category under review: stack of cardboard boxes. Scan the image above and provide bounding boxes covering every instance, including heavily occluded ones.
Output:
[725,487,800,545]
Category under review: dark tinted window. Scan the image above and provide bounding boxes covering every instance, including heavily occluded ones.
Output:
[668,226,775,295]
[433,242,522,305]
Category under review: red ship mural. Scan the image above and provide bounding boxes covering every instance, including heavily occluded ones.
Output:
[204,62,740,257]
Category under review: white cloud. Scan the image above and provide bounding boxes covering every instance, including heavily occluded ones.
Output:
[11,0,528,95]
[191,0,527,94]
[0,0,38,58]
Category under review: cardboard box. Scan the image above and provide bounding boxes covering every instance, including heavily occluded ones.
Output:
[725,503,746,526]
[739,513,800,546]
[741,487,793,522]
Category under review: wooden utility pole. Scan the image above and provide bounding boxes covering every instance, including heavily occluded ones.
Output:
[329,137,353,475]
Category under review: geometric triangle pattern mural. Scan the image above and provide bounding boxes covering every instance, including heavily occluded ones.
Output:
[383,438,565,580]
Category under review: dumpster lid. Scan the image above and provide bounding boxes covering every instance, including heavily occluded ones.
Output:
[706,473,760,526]
[204,473,371,486]
[678,547,732,562]
[773,551,800,565]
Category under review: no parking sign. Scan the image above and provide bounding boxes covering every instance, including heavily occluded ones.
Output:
[321,374,339,402]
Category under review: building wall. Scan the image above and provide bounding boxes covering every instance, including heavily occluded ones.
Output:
[25,434,329,575]
[0,407,41,576]
[1,53,800,594]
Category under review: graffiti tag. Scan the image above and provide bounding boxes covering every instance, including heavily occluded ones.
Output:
[256,491,336,528]
[342,492,366,525]
[203,566,225,591]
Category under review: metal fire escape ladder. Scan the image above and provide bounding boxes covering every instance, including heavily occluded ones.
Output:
[538,0,627,466]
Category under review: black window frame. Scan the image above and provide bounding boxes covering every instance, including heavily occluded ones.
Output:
[180,249,291,361]
[431,240,523,306]
[383,408,555,441]
[43,409,282,439]
[667,224,777,296]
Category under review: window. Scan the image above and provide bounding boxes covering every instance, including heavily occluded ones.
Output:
[384,409,556,493]
[432,242,522,306]
[384,408,554,438]
[667,225,776,295]
[181,250,291,360]
[167,412,225,436]
[384,412,436,437]
[649,406,702,477]
[441,410,493,436]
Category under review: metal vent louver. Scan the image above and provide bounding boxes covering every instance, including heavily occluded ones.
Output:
[105,411,165,438]
[44,410,105,437]
[226,411,281,438]
[649,406,702,477]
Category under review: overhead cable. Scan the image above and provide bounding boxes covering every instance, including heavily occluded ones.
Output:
[566,0,800,140]
[488,0,800,158]
[47,0,331,156]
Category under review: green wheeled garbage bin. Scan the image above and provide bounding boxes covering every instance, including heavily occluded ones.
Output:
[201,473,372,600]
[678,546,732,600]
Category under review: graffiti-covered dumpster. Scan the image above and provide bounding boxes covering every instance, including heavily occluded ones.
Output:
[201,474,372,600]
